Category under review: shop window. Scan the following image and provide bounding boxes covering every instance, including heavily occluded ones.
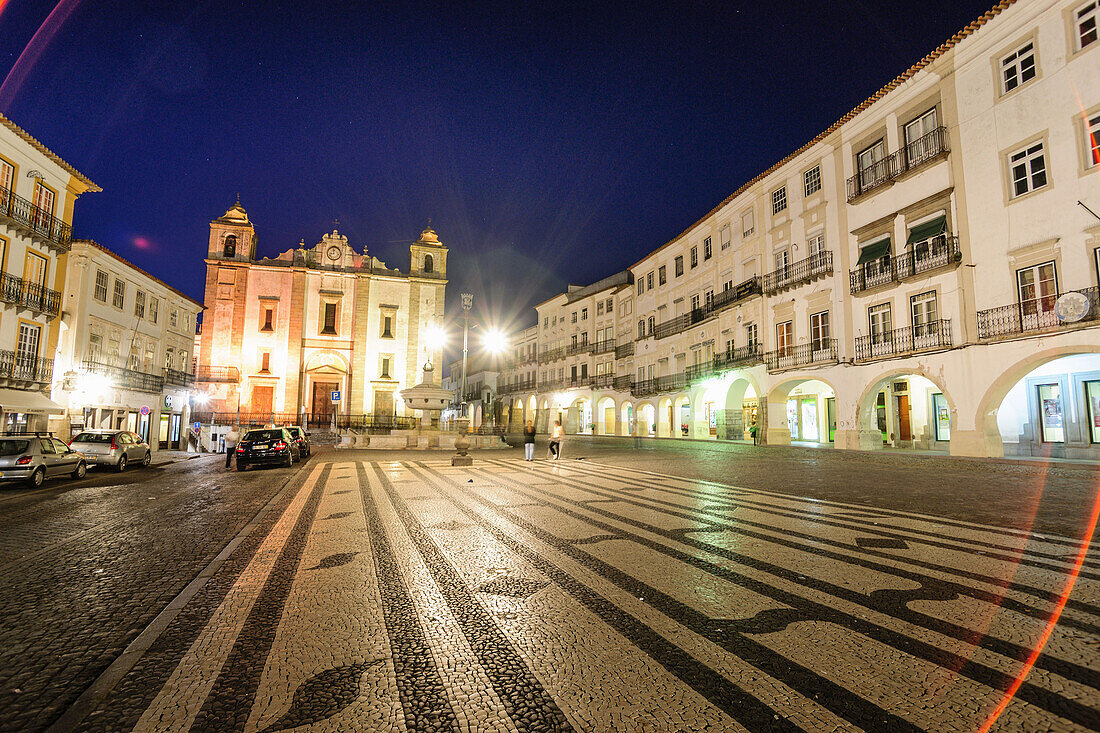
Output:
[1037,382,1065,443]
[1086,380,1100,444]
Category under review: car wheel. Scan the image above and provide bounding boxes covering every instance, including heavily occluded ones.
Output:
[237,462,248,472]
[141,450,151,467]
[117,455,127,472]
[27,467,44,489]
[72,461,87,480]
[284,453,293,468]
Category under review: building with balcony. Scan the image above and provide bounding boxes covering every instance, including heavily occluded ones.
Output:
[194,201,447,428]
[495,0,1100,459]
[0,114,100,432]
[442,353,502,429]
[51,239,202,449]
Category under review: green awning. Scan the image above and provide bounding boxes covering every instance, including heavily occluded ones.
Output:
[856,237,891,265]
[905,215,946,245]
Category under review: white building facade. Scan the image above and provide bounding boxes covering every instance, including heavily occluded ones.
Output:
[499,0,1100,460]
[52,239,202,449]
[0,114,100,433]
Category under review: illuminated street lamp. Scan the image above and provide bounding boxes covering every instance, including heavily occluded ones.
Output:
[460,293,473,419]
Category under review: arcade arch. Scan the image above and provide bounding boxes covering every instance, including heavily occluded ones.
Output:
[765,377,836,446]
[855,370,954,451]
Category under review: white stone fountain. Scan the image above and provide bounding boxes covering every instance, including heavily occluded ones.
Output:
[398,362,472,461]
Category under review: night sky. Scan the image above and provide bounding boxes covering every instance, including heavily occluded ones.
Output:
[0,0,996,338]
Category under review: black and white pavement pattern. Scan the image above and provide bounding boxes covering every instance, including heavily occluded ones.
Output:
[1,450,1098,731]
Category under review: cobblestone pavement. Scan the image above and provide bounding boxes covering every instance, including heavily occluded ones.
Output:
[11,450,1093,732]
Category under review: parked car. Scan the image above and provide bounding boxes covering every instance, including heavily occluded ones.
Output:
[0,434,87,488]
[236,427,299,471]
[286,426,311,459]
[69,430,151,471]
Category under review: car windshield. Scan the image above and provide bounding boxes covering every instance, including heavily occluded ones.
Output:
[243,429,283,442]
[0,439,29,456]
[72,433,114,444]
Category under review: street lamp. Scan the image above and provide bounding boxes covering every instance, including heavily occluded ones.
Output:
[460,292,473,419]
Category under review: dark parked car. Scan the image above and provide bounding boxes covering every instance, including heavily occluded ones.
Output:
[69,430,151,471]
[236,428,299,471]
[0,434,87,487]
[286,426,311,459]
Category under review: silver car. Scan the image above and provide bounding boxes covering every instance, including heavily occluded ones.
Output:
[69,430,152,471]
[0,434,88,488]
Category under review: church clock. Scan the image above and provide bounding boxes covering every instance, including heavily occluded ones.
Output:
[326,245,341,262]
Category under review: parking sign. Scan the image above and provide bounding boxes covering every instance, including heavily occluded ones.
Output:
[331,390,341,403]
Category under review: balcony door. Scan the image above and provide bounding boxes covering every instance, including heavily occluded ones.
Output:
[0,158,13,214]
[15,322,41,379]
[1017,262,1057,331]
[904,108,938,166]
[774,249,790,285]
[857,140,887,190]
[868,304,893,358]
[911,291,938,341]
[31,182,55,235]
[22,251,47,310]
[810,311,830,357]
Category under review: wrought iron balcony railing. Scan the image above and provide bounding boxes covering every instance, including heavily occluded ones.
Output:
[846,127,949,202]
[566,342,590,356]
[849,237,961,294]
[82,360,164,393]
[612,375,634,391]
[854,320,952,362]
[164,368,195,387]
[538,347,564,364]
[0,186,73,250]
[976,287,1100,340]
[196,365,241,383]
[631,372,688,398]
[590,373,615,389]
[615,342,634,359]
[762,251,833,295]
[652,276,761,340]
[591,339,616,355]
[764,340,838,372]
[499,378,536,395]
[538,379,564,392]
[0,273,61,317]
[0,350,52,383]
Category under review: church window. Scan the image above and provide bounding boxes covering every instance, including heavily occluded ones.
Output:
[223,235,237,258]
[261,307,274,332]
[321,302,338,335]
[423,254,434,273]
[381,313,394,339]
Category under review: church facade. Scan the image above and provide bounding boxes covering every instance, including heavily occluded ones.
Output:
[194,201,447,426]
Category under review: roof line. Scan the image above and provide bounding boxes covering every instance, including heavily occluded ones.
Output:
[72,239,204,308]
[628,0,1016,270]
[0,113,102,192]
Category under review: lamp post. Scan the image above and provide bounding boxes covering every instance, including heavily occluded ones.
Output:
[460,292,473,419]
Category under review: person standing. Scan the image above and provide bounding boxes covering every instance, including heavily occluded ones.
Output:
[549,420,564,460]
[523,421,536,461]
[224,425,240,469]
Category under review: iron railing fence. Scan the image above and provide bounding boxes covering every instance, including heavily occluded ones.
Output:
[566,342,590,356]
[631,372,688,397]
[0,350,52,383]
[846,127,948,201]
[849,237,961,294]
[615,342,635,359]
[538,379,564,392]
[613,375,634,391]
[191,412,418,432]
[764,339,838,372]
[652,276,761,340]
[0,185,72,249]
[82,360,164,392]
[164,368,195,387]
[761,251,833,295]
[854,319,952,361]
[196,365,241,383]
[590,373,615,389]
[498,378,536,394]
[976,286,1100,339]
[714,344,765,370]
[538,347,564,364]
[591,340,616,355]
[0,272,61,316]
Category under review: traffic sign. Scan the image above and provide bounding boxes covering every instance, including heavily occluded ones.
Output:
[140,406,150,416]
[331,390,341,403]
[193,422,201,431]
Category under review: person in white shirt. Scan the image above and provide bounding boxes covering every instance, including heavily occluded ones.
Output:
[224,425,240,469]
[549,420,564,460]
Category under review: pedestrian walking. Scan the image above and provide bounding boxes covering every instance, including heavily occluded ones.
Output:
[523,421,536,461]
[224,425,240,469]
[749,417,759,446]
[549,420,564,460]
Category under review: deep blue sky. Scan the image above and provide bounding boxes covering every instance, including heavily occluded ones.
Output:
[0,0,996,335]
